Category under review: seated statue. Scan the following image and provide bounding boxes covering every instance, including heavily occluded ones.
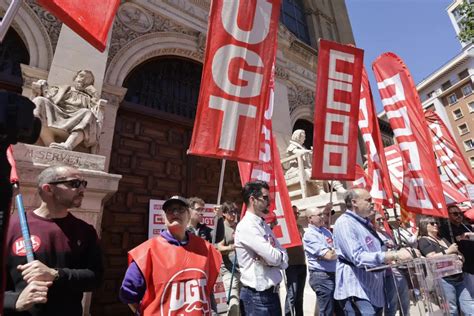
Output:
[285,129,346,195]
[32,70,106,152]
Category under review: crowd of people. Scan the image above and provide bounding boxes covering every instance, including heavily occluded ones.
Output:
[3,169,474,316]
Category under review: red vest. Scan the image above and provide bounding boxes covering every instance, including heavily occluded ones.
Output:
[129,234,222,316]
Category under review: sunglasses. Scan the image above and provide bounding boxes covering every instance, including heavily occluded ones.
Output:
[376,218,384,222]
[49,179,87,188]
[428,222,439,226]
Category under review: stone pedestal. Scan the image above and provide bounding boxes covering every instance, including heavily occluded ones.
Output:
[11,143,121,316]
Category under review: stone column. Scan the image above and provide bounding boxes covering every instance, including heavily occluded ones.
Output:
[100,84,127,171]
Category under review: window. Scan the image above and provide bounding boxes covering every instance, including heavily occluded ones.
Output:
[448,93,458,104]
[469,101,474,113]
[470,156,474,168]
[425,103,435,111]
[464,139,474,151]
[453,108,463,120]
[462,84,473,96]
[280,0,311,45]
[458,123,469,135]
[442,80,452,91]
[458,69,470,80]
[426,90,435,99]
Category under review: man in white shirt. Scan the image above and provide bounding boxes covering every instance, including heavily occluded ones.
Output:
[234,180,288,315]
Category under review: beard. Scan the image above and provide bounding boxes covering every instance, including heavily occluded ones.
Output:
[261,208,269,214]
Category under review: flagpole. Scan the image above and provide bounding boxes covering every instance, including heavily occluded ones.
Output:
[14,184,34,262]
[212,159,226,245]
[0,0,22,43]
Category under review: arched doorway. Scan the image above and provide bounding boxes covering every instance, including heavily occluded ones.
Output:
[293,118,313,149]
[0,28,30,93]
[92,57,242,315]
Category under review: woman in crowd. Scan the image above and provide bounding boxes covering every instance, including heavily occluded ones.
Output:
[417,216,474,316]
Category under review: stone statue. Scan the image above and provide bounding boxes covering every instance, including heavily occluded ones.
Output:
[32,70,106,152]
[285,129,346,195]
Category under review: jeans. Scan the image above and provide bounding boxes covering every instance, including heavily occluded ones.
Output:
[384,269,410,316]
[342,297,383,316]
[309,271,343,316]
[239,286,281,316]
[440,277,474,316]
[285,264,307,316]
[220,268,241,316]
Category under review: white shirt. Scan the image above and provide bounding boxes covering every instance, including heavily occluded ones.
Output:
[235,212,288,290]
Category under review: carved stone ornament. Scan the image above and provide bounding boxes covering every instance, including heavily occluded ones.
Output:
[117,3,153,33]
[31,70,107,153]
[25,0,62,51]
[108,3,198,64]
[288,84,315,115]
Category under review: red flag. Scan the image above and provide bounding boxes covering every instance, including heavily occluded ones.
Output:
[312,40,364,180]
[238,65,301,248]
[352,164,367,188]
[189,0,281,162]
[424,110,474,196]
[358,69,394,208]
[384,145,405,197]
[373,53,447,218]
[37,0,120,52]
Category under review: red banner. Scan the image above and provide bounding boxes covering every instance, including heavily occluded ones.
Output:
[312,40,363,180]
[424,111,474,196]
[189,0,281,162]
[38,0,120,52]
[384,145,404,197]
[358,69,394,208]
[352,164,367,188]
[373,53,447,218]
[238,66,301,248]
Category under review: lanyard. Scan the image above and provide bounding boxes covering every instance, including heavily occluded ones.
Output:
[345,212,385,247]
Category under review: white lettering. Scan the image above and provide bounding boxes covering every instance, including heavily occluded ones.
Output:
[209,96,257,150]
[328,50,355,83]
[221,0,272,44]
[322,144,348,174]
[324,113,350,144]
[212,44,264,98]
[377,73,406,106]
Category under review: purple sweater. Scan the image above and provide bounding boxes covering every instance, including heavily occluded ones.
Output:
[119,230,189,304]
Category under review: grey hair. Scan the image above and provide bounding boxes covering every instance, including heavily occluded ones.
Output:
[37,165,76,189]
[305,207,319,217]
[344,188,361,209]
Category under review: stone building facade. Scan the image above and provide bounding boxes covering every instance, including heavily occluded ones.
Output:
[0,0,356,314]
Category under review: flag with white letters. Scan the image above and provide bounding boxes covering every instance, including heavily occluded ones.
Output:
[189,0,281,162]
[358,68,394,208]
[312,40,364,180]
[373,53,447,217]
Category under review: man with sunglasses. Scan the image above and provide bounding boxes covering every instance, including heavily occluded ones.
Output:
[4,165,103,316]
[234,180,288,315]
[303,203,343,316]
[440,203,474,293]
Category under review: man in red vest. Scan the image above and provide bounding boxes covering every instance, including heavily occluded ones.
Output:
[119,196,222,316]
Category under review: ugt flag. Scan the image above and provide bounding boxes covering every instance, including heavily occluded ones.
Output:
[189,0,281,162]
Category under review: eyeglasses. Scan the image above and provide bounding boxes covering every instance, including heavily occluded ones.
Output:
[376,218,384,222]
[49,179,87,188]
[428,222,439,226]
[449,212,463,217]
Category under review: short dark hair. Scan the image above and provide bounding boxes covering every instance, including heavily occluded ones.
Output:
[37,165,76,188]
[242,180,269,205]
[344,189,360,209]
[221,201,234,214]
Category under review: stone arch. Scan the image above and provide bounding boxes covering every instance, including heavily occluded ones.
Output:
[290,105,312,128]
[105,32,202,87]
[0,0,52,69]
